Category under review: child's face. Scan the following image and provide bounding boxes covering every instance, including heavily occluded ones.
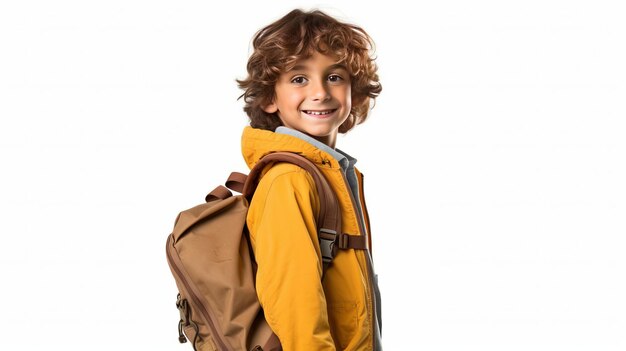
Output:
[263,51,352,148]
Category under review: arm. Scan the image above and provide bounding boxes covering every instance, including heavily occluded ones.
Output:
[246,166,336,350]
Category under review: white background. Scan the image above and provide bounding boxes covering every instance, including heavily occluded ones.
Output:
[1,0,624,350]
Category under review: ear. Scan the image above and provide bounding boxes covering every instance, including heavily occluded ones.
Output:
[262,100,278,114]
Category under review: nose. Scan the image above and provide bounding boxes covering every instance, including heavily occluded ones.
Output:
[309,79,330,101]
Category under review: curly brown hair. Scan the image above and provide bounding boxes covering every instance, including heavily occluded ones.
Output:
[236,8,382,134]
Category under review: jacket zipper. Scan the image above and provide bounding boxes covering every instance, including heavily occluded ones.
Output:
[339,171,378,351]
[166,235,231,351]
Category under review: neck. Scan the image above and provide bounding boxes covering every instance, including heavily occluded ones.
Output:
[312,134,336,149]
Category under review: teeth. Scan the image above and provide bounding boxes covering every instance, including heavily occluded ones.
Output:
[305,110,333,115]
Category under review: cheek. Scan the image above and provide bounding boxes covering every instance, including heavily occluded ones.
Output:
[288,93,304,106]
[279,89,304,108]
[274,83,301,108]
[341,86,352,107]
[331,85,350,99]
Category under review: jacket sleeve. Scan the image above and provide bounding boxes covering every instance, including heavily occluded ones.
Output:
[246,166,336,351]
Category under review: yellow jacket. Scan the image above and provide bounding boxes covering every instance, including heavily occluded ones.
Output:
[242,126,382,351]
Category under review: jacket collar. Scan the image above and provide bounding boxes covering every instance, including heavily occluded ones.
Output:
[241,126,358,171]
[275,126,357,172]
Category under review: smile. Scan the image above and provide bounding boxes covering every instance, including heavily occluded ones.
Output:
[302,109,337,117]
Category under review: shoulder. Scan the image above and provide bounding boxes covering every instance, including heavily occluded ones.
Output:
[247,161,321,225]
[249,162,320,210]
[257,162,317,192]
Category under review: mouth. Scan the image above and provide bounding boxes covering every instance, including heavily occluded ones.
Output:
[302,109,337,118]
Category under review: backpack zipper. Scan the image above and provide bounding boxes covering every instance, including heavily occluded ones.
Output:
[166,235,231,351]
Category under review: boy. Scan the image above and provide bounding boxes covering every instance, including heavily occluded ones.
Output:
[237,8,383,350]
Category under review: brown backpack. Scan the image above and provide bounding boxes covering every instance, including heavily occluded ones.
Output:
[165,152,363,351]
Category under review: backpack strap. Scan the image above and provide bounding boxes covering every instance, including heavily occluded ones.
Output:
[204,172,246,202]
[204,185,233,202]
[245,152,343,271]
[204,152,365,270]
[337,233,368,250]
[225,172,246,193]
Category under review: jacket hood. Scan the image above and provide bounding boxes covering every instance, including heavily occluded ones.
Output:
[241,126,341,170]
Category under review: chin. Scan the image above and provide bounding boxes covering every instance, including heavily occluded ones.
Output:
[303,128,332,137]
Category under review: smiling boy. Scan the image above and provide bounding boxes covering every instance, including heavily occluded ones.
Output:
[237,9,383,350]
[262,51,352,149]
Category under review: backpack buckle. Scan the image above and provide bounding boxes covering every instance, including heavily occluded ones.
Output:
[319,228,338,264]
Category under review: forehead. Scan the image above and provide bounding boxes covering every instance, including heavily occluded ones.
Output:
[286,52,348,72]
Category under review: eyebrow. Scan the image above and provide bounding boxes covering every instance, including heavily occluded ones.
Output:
[289,63,348,72]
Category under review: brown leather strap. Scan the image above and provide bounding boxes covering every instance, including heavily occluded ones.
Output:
[243,152,341,238]
[204,185,232,202]
[243,152,342,274]
[225,172,246,193]
[337,233,368,250]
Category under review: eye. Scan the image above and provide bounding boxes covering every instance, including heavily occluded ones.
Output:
[291,76,307,84]
[328,74,344,82]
